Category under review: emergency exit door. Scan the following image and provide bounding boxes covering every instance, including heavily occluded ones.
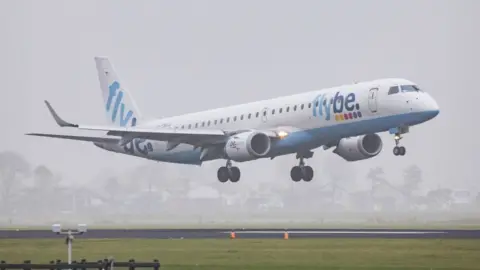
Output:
[368,88,378,113]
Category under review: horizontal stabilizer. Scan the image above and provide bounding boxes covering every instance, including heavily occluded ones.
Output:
[25,133,120,144]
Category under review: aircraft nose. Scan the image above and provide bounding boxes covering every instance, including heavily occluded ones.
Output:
[424,94,440,118]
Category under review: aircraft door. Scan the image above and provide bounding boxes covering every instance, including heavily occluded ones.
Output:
[368,87,379,113]
[261,107,269,123]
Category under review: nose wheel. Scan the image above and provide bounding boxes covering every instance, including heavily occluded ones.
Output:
[217,160,241,183]
[393,134,406,156]
[290,157,314,182]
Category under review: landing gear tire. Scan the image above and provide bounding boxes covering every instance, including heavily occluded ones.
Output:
[229,167,241,182]
[393,146,406,156]
[217,167,229,183]
[302,166,314,182]
[217,160,241,183]
[290,154,314,182]
[290,166,302,182]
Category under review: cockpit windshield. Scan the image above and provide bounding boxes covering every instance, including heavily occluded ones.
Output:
[388,85,422,95]
[401,85,422,92]
[388,86,399,95]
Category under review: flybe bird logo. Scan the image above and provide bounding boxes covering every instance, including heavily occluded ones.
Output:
[106,81,136,127]
[312,91,362,121]
[229,140,240,151]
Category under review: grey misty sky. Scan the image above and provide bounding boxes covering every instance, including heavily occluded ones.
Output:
[0,0,478,190]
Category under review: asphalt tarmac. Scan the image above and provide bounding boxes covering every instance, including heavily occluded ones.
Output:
[1,228,479,239]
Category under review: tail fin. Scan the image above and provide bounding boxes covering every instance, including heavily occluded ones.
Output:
[94,56,142,127]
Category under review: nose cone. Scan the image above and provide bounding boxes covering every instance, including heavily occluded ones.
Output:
[424,94,440,119]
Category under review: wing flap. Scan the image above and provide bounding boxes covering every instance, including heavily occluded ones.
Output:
[26,133,120,144]
[67,124,228,145]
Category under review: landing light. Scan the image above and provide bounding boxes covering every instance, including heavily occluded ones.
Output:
[278,131,289,139]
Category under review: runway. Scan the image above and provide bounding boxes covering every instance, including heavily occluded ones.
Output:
[1,228,479,239]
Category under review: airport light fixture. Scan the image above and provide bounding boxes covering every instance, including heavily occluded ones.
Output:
[51,223,87,265]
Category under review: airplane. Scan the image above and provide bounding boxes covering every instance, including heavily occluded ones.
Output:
[26,56,440,183]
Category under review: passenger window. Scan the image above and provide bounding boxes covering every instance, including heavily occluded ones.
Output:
[279,108,283,113]
[301,104,304,110]
[220,119,223,124]
[256,112,259,117]
[233,116,237,121]
[388,86,399,95]
[286,107,290,112]
[263,111,266,116]
[240,115,244,120]
[188,124,191,129]
[272,109,275,115]
[293,105,297,111]
[227,117,230,123]
[248,113,251,119]
[195,123,198,128]
[308,103,311,108]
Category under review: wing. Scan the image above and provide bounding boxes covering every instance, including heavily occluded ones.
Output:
[35,100,284,147]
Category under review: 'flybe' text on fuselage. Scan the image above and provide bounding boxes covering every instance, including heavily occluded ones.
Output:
[312,91,362,122]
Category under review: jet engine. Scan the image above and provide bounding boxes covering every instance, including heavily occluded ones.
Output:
[224,131,272,162]
[333,134,383,161]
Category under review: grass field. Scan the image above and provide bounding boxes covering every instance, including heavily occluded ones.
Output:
[0,238,479,269]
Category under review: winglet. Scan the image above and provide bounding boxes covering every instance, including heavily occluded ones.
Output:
[44,100,79,128]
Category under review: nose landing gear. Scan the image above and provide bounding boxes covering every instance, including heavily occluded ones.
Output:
[393,134,406,156]
[390,127,409,156]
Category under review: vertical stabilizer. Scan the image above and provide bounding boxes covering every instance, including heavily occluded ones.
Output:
[94,56,142,127]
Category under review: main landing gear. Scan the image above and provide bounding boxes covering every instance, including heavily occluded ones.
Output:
[217,160,241,183]
[393,133,406,156]
[290,152,314,182]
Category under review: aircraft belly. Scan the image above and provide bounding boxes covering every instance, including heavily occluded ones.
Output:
[270,129,320,156]
[147,141,202,165]
[96,139,200,165]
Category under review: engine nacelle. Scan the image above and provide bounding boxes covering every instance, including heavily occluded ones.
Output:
[333,134,383,161]
[224,131,272,162]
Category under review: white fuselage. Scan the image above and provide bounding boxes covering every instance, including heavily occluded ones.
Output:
[95,78,439,164]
